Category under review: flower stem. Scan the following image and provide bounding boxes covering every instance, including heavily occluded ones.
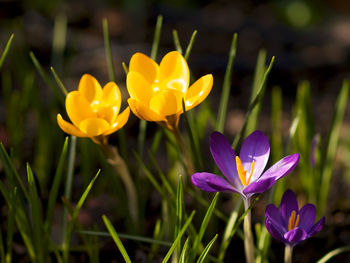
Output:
[243,199,255,263]
[101,143,138,223]
[284,245,293,263]
[173,127,195,176]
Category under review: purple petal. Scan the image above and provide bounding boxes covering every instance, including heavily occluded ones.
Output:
[243,177,276,196]
[280,189,299,228]
[265,204,286,232]
[209,132,242,190]
[244,155,299,201]
[307,216,325,237]
[239,130,270,182]
[284,227,307,245]
[191,172,238,193]
[298,204,316,232]
[265,218,285,243]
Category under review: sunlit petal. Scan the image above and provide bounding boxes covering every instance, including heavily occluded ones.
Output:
[66,91,95,127]
[78,74,103,104]
[57,114,89,137]
[185,74,213,110]
[149,89,183,116]
[104,107,130,135]
[128,98,165,122]
[101,82,121,114]
[127,71,154,103]
[129,52,159,83]
[79,118,110,137]
[159,51,189,93]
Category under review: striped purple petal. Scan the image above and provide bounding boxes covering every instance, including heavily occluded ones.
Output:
[298,204,316,232]
[191,172,238,193]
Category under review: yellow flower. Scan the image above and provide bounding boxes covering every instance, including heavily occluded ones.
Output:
[126,51,213,131]
[57,74,130,143]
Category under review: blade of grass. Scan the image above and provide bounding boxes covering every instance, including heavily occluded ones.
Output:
[51,14,67,74]
[191,193,219,262]
[63,170,100,262]
[196,234,218,263]
[162,211,195,263]
[217,199,242,262]
[27,164,46,263]
[0,143,29,200]
[174,175,185,262]
[5,197,15,263]
[0,34,14,71]
[29,51,63,102]
[316,246,350,263]
[62,136,77,262]
[184,30,198,61]
[179,237,190,263]
[319,80,349,213]
[172,30,183,54]
[45,137,68,232]
[102,215,132,263]
[245,49,267,136]
[50,67,68,96]
[216,33,238,133]
[232,56,275,149]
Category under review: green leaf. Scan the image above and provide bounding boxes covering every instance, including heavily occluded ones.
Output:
[50,66,68,96]
[63,170,100,262]
[162,211,195,263]
[319,80,349,213]
[0,34,14,71]
[102,215,132,263]
[184,30,198,61]
[316,246,350,263]
[191,193,219,261]
[172,30,183,54]
[102,18,116,82]
[179,237,190,263]
[196,234,218,263]
[216,33,238,133]
[245,49,267,136]
[45,137,68,232]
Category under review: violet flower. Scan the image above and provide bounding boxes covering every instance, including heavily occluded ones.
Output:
[265,189,325,247]
[191,131,300,200]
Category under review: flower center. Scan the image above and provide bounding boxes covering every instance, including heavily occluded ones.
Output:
[236,156,255,186]
[288,210,300,231]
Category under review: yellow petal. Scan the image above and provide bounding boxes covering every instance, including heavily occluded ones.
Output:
[127,71,153,103]
[159,51,189,93]
[78,118,110,137]
[185,74,213,110]
[66,91,95,127]
[129,52,159,84]
[149,89,183,116]
[97,106,117,124]
[104,107,130,135]
[78,74,103,104]
[128,98,165,122]
[57,114,89,137]
[102,82,121,107]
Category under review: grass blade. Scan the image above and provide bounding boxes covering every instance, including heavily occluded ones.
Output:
[0,34,14,71]
[50,67,68,96]
[216,33,238,133]
[102,215,132,263]
[316,246,350,263]
[191,193,219,261]
[319,80,349,213]
[63,170,100,262]
[150,15,163,61]
[184,30,198,61]
[179,237,190,263]
[162,211,195,263]
[102,18,116,82]
[172,30,183,54]
[245,49,267,136]
[196,234,218,263]
[45,137,68,232]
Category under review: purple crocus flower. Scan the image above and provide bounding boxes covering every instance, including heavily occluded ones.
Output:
[191,131,300,199]
[265,189,325,246]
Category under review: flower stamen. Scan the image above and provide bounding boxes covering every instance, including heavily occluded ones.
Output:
[288,210,300,231]
[236,157,255,186]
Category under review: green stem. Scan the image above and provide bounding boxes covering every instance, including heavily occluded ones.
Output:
[284,245,293,263]
[173,127,195,176]
[243,199,255,263]
[102,144,138,223]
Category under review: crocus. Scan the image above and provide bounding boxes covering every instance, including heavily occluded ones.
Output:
[265,189,325,247]
[126,51,213,132]
[57,74,130,144]
[191,131,300,200]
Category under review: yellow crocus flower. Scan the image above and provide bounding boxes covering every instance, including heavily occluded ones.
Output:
[57,74,130,144]
[126,51,213,131]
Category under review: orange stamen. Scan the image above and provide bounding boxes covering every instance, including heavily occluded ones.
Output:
[236,156,248,186]
[288,211,300,231]
[246,160,255,185]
